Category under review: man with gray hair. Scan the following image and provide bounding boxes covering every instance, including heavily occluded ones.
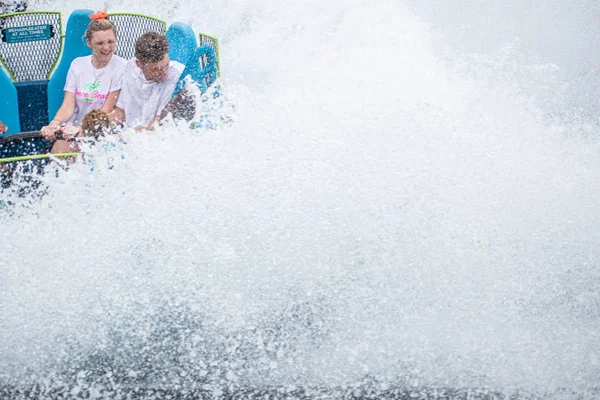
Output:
[111,31,185,130]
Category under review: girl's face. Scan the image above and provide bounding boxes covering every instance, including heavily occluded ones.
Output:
[87,29,117,65]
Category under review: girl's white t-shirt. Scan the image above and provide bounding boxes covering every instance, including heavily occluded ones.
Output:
[116,58,185,126]
[64,55,127,125]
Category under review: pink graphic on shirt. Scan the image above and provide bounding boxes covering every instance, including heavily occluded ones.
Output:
[78,80,106,103]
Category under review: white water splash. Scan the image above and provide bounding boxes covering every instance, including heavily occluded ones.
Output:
[1,0,599,395]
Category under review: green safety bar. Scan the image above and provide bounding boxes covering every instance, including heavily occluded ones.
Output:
[0,152,78,163]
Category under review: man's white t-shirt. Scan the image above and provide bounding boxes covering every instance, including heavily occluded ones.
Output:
[116,58,185,126]
[64,55,127,126]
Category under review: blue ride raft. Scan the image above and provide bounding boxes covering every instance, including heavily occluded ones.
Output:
[0,9,220,161]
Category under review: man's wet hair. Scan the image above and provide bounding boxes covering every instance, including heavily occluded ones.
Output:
[81,109,112,138]
[135,31,169,64]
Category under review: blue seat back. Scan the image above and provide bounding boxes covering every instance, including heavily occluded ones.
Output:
[47,9,93,122]
[198,32,220,77]
[177,46,218,94]
[0,66,19,134]
[166,22,197,66]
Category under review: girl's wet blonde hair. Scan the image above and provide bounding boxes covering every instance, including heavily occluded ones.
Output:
[85,14,117,41]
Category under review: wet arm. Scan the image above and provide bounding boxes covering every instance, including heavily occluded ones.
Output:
[41,92,76,139]
[109,106,125,125]
[101,89,121,115]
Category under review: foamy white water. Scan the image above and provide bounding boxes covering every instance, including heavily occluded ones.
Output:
[1,0,599,396]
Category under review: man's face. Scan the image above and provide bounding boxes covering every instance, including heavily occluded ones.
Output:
[138,53,170,83]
